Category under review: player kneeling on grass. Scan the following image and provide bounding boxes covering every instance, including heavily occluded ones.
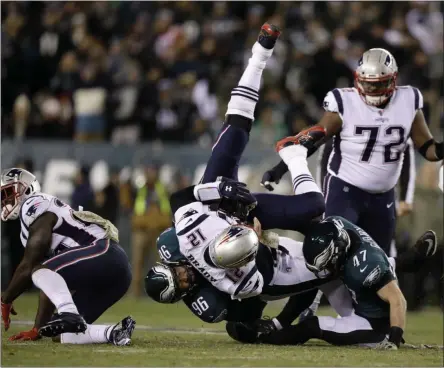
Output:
[1,168,135,345]
[256,216,437,349]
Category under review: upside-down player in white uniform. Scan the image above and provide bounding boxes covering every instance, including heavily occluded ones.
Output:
[1,168,135,345]
[145,24,334,308]
[261,47,443,318]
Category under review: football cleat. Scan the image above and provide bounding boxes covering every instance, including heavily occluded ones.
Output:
[226,321,259,344]
[258,23,281,50]
[254,316,278,335]
[39,312,87,337]
[276,126,326,153]
[414,230,437,259]
[107,316,136,346]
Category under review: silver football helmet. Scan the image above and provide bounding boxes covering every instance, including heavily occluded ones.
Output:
[208,225,259,269]
[354,48,398,107]
[1,168,41,221]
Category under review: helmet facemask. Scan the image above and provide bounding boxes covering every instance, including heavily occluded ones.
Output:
[354,72,397,107]
[1,180,28,221]
[145,263,196,304]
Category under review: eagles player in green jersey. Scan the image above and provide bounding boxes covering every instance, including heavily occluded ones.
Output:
[258,216,437,349]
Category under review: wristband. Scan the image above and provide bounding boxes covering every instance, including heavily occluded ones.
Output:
[435,141,443,160]
[418,139,434,158]
[388,326,404,347]
[193,182,221,203]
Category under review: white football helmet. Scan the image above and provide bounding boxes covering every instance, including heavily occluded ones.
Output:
[208,224,259,269]
[1,168,41,221]
[354,48,398,107]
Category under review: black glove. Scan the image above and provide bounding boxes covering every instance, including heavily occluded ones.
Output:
[218,177,257,208]
[260,161,288,191]
[388,326,404,348]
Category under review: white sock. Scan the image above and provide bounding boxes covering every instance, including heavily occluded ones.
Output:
[279,145,322,195]
[226,42,274,120]
[31,268,79,314]
[61,324,112,344]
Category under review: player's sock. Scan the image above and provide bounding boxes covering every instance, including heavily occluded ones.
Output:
[31,268,79,314]
[226,42,274,121]
[60,324,110,344]
[279,145,322,195]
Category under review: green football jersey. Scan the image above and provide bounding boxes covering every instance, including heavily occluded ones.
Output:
[330,216,397,319]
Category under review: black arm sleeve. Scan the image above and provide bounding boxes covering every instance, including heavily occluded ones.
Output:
[399,141,414,202]
[169,185,197,215]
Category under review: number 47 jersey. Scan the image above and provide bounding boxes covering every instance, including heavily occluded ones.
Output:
[324,86,422,192]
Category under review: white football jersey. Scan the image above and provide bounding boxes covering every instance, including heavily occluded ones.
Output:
[174,202,264,300]
[263,237,354,317]
[323,86,423,192]
[19,193,109,255]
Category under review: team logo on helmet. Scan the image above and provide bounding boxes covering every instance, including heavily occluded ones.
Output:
[310,240,336,272]
[219,226,249,245]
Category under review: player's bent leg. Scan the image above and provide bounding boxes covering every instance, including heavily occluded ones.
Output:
[251,192,324,232]
[318,314,386,346]
[39,239,132,340]
[60,317,136,346]
[31,267,87,337]
[201,23,280,183]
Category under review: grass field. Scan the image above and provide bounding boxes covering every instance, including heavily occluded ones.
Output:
[2,293,443,367]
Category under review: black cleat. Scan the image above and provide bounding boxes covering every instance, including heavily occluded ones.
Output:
[258,23,281,50]
[226,321,259,344]
[107,316,136,346]
[254,316,278,335]
[414,230,437,259]
[39,312,87,337]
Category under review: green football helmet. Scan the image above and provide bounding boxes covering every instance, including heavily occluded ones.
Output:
[145,227,195,303]
[145,263,194,303]
[302,218,351,278]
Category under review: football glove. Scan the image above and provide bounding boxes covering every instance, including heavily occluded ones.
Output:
[9,327,40,341]
[260,161,288,191]
[218,177,257,208]
[1,299,17,331]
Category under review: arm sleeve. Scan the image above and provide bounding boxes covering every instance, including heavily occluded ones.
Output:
[399,139,416,204]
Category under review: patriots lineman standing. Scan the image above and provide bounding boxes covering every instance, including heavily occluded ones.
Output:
[261,48,442,317]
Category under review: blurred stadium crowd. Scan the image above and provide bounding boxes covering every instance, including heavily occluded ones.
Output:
[2,1,443,144]
[1,2,443,308]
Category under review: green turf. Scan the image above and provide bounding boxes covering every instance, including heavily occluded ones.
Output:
[2,293,443,367]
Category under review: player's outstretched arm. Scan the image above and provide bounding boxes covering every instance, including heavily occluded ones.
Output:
[2,212,57,304]
[376,280,407,348]
[411,109,443,162]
